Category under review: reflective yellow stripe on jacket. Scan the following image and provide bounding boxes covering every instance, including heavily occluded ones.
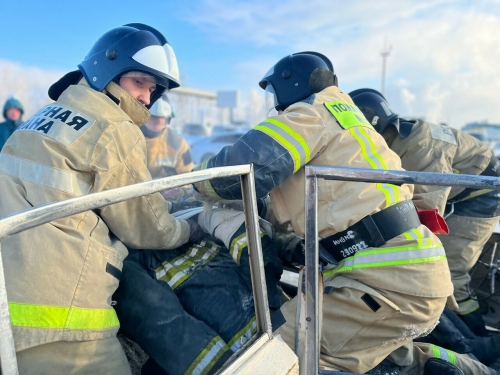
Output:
[186,335,229,375]
[456,298,480,315]
[430,344,458,365]
[350,126,399,207]
[228,316,257,352]
[197,160,223,200]
[9,302,119,330]
[255,118,311,172]
[324,230,446,278]
[229,230,265,264]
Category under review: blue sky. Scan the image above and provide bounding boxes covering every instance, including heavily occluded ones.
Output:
[0,0,285,91]
[1,0,500,127]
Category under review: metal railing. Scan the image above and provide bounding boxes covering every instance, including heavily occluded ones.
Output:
[0,165,272,375]
[301,166,500,375]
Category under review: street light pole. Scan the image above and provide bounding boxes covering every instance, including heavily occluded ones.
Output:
[381,40,392,95]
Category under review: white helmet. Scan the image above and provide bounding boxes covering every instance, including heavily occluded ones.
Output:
[149,93,174,119]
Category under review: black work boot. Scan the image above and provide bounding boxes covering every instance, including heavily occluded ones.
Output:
[423,358,464,375]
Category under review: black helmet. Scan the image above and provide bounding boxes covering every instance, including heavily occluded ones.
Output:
[349,88,411,138]
[49,23,179,107]
[259,51,337,112]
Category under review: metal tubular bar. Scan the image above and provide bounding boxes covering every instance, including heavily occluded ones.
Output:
[301,169,320,375]
[0,166,250,240]
[307,166,500,190]
[240,165,272,336]
[0,165,251,375]
[0,242,18,375]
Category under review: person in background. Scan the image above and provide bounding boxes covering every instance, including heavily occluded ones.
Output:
[142,92,193,179]
[0,95,24,149]
[142,92,194,201]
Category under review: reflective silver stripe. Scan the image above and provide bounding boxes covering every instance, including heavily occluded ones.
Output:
[404,229,420,241]
[439,346,449,362]
[155,241,219,289]
[430,344,457,365]
[351,127,385,169]
[351,127,397,205]
[164,219,185,249]
[230,233,248,264]
[0,153,91,196]
[168,244,219,288]
[325,244,446,277]
[191,337,227,375]
[260,120,308,165]
[229,319,257,352]
[457,298,480,315]
[353,246,445,265]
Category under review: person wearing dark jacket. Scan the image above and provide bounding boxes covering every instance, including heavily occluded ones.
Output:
[0,96,23,150]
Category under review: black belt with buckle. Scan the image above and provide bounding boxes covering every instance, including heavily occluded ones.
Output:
[320,200,421,262]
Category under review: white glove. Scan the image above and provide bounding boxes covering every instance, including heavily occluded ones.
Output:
[198,202,245,248]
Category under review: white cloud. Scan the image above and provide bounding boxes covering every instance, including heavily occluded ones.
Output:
[400,87,416,116]
[182,0,500,127]
[0,60,63,119]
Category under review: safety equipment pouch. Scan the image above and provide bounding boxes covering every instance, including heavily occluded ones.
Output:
[417,209,449,235]
[320,200,421,262]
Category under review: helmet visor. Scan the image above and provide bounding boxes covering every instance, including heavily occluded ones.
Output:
[265,84,279,113]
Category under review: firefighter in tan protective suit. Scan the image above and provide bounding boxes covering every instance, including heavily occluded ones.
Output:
[142,92,193,179]
[193,52,495,374]
[0,24,201,374]
[142,92,194,202]
[351,88,500,338]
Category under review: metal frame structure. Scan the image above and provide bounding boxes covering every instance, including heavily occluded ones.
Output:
[0,165,272,375]
[302,166,500,375]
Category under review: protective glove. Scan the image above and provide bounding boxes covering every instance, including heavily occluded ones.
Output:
[273,232,305,265]
[186,216,206,243]
[197,202,245,248]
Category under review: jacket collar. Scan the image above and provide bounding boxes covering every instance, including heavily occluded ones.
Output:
[78,79,150,127]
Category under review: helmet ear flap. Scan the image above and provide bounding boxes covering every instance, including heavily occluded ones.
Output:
[309,68,336,95]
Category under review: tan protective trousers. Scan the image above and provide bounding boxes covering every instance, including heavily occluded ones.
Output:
[276,276,490,375]
[13,337,131,375]
[438,214,499,301]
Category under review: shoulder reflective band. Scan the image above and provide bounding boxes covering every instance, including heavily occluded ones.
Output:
[9,302,119,330]
[186,335,229,375]
[324,100,374,130]
[456,298,480,315]
[255,117,310,172]
[324,242,446,277]
[430,344,458,365]
[155,241,220,289]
